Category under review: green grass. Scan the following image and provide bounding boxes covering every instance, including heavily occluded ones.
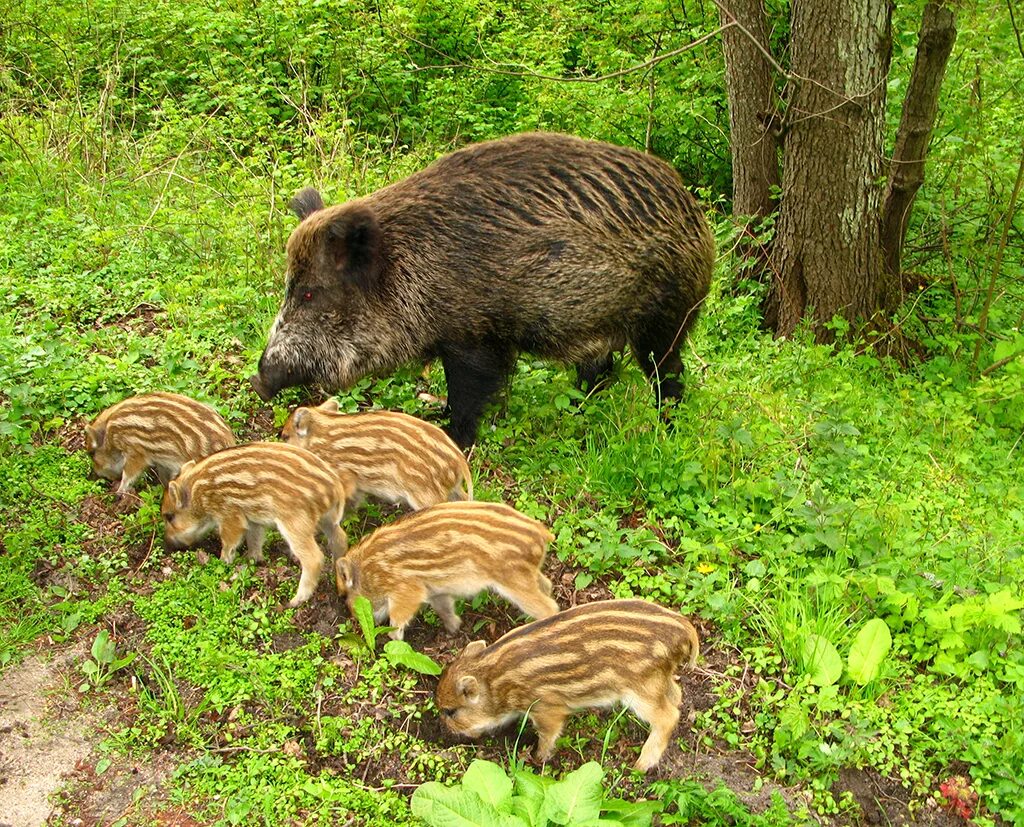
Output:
[1,10,1022,823]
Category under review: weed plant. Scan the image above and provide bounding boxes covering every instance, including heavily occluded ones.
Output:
[1,0,1021,824]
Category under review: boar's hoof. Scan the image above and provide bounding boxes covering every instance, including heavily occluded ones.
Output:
[248,374,273,402]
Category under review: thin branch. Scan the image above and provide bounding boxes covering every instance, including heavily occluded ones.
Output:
[711,0,793,80]
[972,140,1024,371]
[981,349,1024,377]
[1008,0,1024,61]
[404,24,736,83]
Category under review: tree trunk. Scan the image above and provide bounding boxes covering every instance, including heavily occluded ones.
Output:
[765,0,895,339]
[719,0,781,219]
[880,2,957,286]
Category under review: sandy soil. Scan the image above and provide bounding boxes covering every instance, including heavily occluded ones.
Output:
[0,647,93,827]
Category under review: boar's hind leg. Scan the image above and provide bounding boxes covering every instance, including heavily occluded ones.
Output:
[575,353,614,395]
[440,346,515,449]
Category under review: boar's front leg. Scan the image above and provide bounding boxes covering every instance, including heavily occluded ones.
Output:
[440,345,515,449]
[575,353,614,395]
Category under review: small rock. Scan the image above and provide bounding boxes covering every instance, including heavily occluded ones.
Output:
[195,550,210,565]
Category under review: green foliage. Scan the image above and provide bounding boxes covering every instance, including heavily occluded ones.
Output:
[79,629,137,692]
[846,618,892,686]
[412,760,661,827]
[0,0,1021,822]
[383,640,443,676]
[652,779,795,826]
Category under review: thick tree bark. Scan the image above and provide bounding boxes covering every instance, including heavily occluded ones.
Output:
[880,3,957,286]
[719,0,781,219]
[766,0,895,338]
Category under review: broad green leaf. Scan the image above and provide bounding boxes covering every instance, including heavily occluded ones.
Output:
[799,634,842,686]
[352,595,378,651]
[382,640,442,675]
[462,760,513,812]
[91,629,113,663]
[411,782,527,827]
[542,761,603,825]
[512,768,552,827]
[602,796,662,826]
[847,618,892,685]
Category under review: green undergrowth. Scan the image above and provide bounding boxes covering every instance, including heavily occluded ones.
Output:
[1,4,1022,820]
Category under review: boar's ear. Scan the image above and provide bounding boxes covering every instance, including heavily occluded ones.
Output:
[289,187,325,220]
[318,398,340,414]
[325,205,382,292]
[292,408,312,439]
[455,675,480,702]
[461,640,487,660]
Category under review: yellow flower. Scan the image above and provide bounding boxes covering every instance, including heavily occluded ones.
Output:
[697,562,715,574]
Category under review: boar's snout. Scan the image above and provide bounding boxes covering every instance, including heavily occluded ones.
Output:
[248,373,275,402]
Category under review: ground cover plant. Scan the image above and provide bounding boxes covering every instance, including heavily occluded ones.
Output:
[1,0,1022,824]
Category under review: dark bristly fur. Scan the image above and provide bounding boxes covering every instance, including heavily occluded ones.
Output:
[85,392,235,494]
[435,599,700,771]
[251,132,715,447]
[280,399,472,511]
[161,442,353,607]
[336,501,558,641]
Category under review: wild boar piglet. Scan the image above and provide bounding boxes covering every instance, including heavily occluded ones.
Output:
[85,392,234,494]
[161,442,353,606]
[436,599,700,771]
[335,501,559,641]
[281,399,472,510]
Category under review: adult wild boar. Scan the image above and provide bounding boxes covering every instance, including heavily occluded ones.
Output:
[250,132,714,447]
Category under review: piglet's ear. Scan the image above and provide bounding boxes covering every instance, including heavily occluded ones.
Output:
[456,675,479,702]
[85,424,105,451]
[292,408,312,439]
[168,478,192,510]
[461,640,487,660]
[335,557,355,595]
[289,187,326,220]
[318,398,340,414]
[324,205,382,292]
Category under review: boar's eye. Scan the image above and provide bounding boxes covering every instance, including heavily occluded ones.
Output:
[440,707,456,718]
[302,290,314,303]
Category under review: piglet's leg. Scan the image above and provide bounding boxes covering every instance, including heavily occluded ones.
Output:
[246,525,267,562]
[426,594,461,632]
[386,586,427,640]
[319,506,348,560]
[632,685,681,772]
[116,453,149,495]
[502,583,560,621]
[279,525,324,607]
[530,703,569,764]
[219,514,247,565]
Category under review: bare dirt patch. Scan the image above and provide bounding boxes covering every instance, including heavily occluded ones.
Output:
[0,646,97,827]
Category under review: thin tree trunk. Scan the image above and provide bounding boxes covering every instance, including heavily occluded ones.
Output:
[767,0,894,339]
[880,2,957,288]
[719,0,781,220]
